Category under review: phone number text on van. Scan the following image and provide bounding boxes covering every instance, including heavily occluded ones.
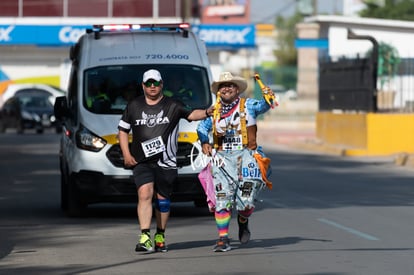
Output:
[145,54,189,60]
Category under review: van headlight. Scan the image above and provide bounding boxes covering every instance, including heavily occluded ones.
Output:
[75,126,107,152]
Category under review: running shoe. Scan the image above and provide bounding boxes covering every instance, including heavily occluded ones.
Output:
[213,237,231,252]
[154,232,168,252]
[238,215,251,244]
[135,233,154,252]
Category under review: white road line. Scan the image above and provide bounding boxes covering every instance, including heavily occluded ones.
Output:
[318,218,379,241]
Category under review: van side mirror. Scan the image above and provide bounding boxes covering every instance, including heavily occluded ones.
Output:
[54,96,69,120]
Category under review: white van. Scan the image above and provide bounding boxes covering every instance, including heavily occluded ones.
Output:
[54,23,213,216]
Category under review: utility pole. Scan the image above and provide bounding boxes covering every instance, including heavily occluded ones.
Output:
[181,0,192,22]
[312,0,318,16]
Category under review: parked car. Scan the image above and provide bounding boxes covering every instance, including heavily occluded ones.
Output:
[0,94,60,134]
[268,84,298,101]
[0,83,66,108]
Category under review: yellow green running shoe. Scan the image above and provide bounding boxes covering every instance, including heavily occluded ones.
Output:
[135,233,154,252]
[154,233,168,252]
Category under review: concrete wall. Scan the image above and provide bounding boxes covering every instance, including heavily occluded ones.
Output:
[317,112,414,156]
[296,22,320,99]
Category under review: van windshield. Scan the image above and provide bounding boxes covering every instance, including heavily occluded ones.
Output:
[84,65,212,114]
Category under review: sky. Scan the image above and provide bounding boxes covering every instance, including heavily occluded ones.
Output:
[250,0,347,24]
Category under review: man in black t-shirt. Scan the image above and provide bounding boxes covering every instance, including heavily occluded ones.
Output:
[118,69,213,253]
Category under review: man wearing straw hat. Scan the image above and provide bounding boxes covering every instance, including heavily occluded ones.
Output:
[197,71,275,252]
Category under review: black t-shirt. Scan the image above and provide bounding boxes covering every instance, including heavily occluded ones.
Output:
[118,95,192,167]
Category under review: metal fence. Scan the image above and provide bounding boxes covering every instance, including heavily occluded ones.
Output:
[393,58,414,112]
[319,56,376,112]
[319,56,414,113]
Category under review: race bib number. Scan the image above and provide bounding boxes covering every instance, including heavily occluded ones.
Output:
[222,134,243,151]
[141,136,165,158]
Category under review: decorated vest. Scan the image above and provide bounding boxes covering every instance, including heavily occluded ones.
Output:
[213,98,258,150]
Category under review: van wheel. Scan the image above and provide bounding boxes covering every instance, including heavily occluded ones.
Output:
[55,125,63,134]
[66,177,86,217]
[194,199,208,208]
[60,172,68,210]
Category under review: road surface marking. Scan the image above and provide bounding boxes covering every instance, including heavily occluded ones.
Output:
[318,218,379,241]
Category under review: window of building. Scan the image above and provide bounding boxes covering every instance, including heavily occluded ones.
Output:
[0,0,179,17]
[0,0,19,16]
[68,0,108,17]
[23,0,63,17]
[113,0,151,17]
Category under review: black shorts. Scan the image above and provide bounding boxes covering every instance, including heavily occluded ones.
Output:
[132,162,177,199]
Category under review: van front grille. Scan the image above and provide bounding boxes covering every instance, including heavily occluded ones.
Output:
[106,142,199,168]
[106,144,125,167]
[176,142,199,168]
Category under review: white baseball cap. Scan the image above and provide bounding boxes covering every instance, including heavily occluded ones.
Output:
[142,69,162,82]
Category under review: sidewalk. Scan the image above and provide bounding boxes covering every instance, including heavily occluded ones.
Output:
[257,118,316,147]
[257,98,318,149]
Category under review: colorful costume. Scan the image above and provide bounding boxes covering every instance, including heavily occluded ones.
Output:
[197,97,272,211]
[197,71,275,252]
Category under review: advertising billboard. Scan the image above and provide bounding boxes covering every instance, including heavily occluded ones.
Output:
[199,0,250,24]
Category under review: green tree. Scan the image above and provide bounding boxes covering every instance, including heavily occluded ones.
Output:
[360,0,414,21]
[274,12,304,66]
[366,41,401,90]
[377,42,400,90]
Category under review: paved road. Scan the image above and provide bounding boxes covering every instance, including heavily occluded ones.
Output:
[1,130,414,275]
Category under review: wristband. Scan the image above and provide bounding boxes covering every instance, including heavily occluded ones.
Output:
[205,109,209,117]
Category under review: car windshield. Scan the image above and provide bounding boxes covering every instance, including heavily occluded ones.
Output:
[84,65,212,114]
[15,87,65,97]
[18,95,53,109]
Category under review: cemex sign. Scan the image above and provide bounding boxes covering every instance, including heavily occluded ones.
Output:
[193,24,255,49]
[0,25,88,45]
[0,24,256,49]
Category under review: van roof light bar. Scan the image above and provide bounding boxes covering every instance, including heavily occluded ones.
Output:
[90,23,190,34]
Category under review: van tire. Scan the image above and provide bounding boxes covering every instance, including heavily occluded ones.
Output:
[60,172,68,210]
[66,177,86,217]
[194,199,207,208]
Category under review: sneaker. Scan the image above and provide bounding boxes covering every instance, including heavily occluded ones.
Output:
[135,233,154,252]
[154,233,168,252]
[213,237,231,252]
[238,215,251,244]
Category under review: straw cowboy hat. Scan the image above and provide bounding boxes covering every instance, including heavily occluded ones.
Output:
[211,72,248,93]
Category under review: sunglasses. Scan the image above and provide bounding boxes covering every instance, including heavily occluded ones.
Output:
[218,83,236,89]
[144,80,162,87]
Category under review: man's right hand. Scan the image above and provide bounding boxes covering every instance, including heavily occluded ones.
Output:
[123,154,138,167]
[202,143,213,156]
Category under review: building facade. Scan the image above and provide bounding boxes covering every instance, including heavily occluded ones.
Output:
[0,0,259,93]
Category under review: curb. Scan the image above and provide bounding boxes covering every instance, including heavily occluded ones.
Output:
[394,153,414,168]
[290,140,345,156]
